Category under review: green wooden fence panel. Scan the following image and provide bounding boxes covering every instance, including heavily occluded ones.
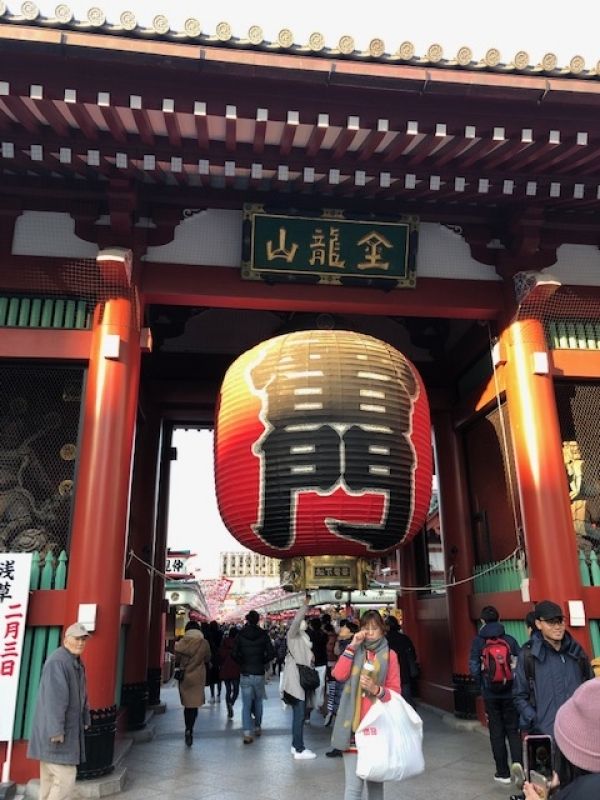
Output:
[590,551,600,586]
[503,620,529,646]
[29,297,42,327]
[40,298,54,327]
[18,297,31,327]
[579,550,591,586]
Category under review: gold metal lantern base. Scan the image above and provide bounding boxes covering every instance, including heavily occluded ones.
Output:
[280,555,373,592]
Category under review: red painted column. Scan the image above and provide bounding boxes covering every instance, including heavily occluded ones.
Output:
[66,267,141,709]
[433,410,476,674]
[121,409,162,727]
[503,319,589,650]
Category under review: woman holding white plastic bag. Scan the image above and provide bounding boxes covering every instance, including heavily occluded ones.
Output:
[330,610,401,800]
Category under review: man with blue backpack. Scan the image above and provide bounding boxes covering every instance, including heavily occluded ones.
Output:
[469,605,521,785]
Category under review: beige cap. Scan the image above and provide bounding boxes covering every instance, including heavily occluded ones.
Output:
[64,622,90,638]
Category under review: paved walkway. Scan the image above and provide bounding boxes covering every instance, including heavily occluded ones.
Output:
[117,682,518,800]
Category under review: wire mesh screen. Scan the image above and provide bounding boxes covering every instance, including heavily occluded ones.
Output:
[555,382,600,558]
[0,364,84,556]
[463,401,520,565]
[514,279,600,347]
[0,256,140,329]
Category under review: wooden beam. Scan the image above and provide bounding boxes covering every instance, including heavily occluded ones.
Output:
[0,328,92,360]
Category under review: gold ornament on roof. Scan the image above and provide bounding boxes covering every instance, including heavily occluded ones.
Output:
[427,43,443,63]
[398,41,415,60]
[513,51,530,70]
[542,52,558,71]
[456,46,472,66]
[153,15,169,34]
[87,6,106,26]
[58,479,73,497]
[570,55,585,74]
[119,10,136,30]
[216,21,232,41]
[54,4,73,22]
[308,32,325,52]
[369,38,385,58]
[60,443,77,461]
[248,25,263,44]
[184,18,201,37]
[338,35,355,55]
[21,1,40,20]
[278,28,294,48]
[485,48,501,67]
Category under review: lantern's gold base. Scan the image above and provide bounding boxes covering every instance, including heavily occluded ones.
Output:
[280,555,373,592]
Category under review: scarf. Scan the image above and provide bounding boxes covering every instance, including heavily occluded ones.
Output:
[331,637,390,752]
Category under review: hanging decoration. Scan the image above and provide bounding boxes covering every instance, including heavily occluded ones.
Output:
[214,330,432,587]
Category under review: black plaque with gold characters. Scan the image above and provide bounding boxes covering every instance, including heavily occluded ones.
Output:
[242,204,418,288]
[280,555,373,591]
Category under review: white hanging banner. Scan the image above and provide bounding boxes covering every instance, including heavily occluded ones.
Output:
[0,552,32,782]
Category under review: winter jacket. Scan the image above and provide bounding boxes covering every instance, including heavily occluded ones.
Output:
[555,773,600,799]
[387,629,419,688]
[468,621,520,699]
[512,630,593,734]
[308,627,328,666]
[218,636,241,681]
[281,604,314,703]
[325,630,338,664]
[175,629,211,708]
[27,646,91,766]
[232,623,275,675]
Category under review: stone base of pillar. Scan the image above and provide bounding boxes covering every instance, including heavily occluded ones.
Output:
[121,682,148,731]
[78,706,117,780]
[147,667,162,707]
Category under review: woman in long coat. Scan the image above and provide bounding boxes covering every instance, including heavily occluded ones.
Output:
[174,620,211,746]
[281,593,317,760]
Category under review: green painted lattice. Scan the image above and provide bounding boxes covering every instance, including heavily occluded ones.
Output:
[13,551,68,740]
[0,296,90,329]
[547,320,600,350]
[473,559,525,594]
[578,550,600,658]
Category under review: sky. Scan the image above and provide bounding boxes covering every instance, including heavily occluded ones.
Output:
[15,1,599,575]
[14,1,600,67]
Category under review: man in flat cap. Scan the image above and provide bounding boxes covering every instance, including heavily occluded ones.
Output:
[28,622,91,800]
[513,600,593,735]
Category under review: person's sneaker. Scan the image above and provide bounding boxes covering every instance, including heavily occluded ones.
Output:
[511,763,526,788]
[254,727,262,737]
[323,712,333,727]
[494,774,511,784]
[325,748,343,758]
[294,748,317,760]
[291,746,296,754]
[243,735,253,744]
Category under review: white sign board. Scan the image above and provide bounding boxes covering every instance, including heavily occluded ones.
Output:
[0,553,32,742]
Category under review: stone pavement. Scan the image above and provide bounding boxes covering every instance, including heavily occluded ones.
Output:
[113,682,519,800]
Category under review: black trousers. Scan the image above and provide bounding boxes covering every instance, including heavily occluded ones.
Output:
[224,678,240,706]
[484,696,522,776]
[184,707,198,731]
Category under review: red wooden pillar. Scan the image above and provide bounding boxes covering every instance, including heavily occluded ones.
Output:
[146,425,173,706]
[433,410,476,674]
[503,318,590,651]
[121,408,162,728]
[65,251,141,717]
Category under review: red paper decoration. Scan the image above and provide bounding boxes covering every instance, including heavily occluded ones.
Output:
[214,330,432,558]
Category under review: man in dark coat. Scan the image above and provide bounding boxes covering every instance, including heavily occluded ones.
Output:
[232,609,275,744]
[386,616,418,707]
[28,622,91,800]
[513,599,593,736]
[469,605,521,785]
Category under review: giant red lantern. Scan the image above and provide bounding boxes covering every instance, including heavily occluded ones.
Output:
[215,330,432,576]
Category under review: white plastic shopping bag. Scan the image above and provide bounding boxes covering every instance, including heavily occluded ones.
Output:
[355,690,424,782]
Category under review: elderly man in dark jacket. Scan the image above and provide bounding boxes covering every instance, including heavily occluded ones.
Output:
[232,609,275,744]
[513,600,593,736]
[28,622,91,800]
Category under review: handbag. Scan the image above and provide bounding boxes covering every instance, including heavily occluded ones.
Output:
[173,666,185,682]
[355,690,424,782]
[297,664,320,691]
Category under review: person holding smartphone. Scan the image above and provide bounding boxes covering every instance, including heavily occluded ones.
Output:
[330,610,401,800]
[522,678,600,799]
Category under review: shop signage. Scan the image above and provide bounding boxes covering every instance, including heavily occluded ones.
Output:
[242,205,418,287]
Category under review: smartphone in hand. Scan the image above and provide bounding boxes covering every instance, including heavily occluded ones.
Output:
[523,734,553,782]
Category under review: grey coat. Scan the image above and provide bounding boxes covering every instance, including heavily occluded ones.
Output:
[27,646,91,766]
[281,604,314,703]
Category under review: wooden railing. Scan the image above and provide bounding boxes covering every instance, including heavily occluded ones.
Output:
[0,296,90,329]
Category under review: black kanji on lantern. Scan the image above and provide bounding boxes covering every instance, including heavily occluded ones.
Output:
[249,335,419,551]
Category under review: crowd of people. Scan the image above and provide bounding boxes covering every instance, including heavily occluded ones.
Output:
[468,599,599,798]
